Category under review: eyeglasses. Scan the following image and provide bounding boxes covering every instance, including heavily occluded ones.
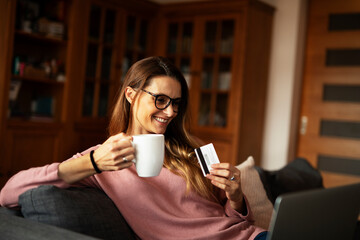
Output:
[141,89,181,113]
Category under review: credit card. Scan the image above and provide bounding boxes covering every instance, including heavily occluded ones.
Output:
[195,143,220,176]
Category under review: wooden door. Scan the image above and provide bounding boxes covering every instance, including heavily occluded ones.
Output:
[297,0,360,187]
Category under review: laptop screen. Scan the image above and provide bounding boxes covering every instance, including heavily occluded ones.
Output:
[266,183,360,240]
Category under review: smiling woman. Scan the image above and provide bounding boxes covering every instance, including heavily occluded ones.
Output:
[0,57,267,240]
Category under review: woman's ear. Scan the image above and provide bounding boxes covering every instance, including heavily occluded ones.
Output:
[125,87,136,104]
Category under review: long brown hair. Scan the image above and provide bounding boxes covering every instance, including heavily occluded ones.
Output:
[109,56,218,202]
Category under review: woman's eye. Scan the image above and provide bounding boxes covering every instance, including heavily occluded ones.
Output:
[173,100,181,106]
[156,96,168,104]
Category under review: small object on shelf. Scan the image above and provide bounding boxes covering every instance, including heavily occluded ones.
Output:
[13,56,20,75]
[31,96,54,117]
[9,80,22,101]
[19,62,26,76]
[37,18,65,40]
[56,73,66,82]
[22,20,32,33]
[218,72,231,90]
[24,65,47,79]
[43,60,51,77]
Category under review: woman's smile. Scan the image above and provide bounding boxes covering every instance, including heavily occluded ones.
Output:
[154,116,169,123]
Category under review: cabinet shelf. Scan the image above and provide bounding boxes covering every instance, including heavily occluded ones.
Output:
[7,117,59,125]
[166,53,192,58]
[88,39,116,48]
[199,89,230,94]
[15,30,67,45]
[202,53,233,58]
[11,75,65,85]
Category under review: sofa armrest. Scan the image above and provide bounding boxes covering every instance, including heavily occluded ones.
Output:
[19,186,136,240]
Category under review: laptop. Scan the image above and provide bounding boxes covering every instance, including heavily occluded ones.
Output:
[266,183,360,240]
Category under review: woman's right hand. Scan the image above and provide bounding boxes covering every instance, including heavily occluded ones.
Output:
[58,132,135,184]
[92,132,135,172]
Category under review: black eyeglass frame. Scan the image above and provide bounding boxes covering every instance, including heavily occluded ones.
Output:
[141,89,181,113]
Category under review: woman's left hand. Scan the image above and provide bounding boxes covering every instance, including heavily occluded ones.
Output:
[206,163,244,211]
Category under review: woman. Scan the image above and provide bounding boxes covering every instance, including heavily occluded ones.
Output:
[0,56,267,240]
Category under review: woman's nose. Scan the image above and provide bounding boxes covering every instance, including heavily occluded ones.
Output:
[163,104,177,116]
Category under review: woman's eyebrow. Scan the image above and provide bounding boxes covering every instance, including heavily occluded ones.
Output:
[157,92,182,99]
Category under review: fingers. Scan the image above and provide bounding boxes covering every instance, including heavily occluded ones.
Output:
[96,152,135,172]
[208,177,232,193]
[93,133,136,172]
[209,163,240,181]
[206,162,242,202]
[104,158,134,171]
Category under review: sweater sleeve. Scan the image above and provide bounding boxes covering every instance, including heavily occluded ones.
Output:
[0,146,101,208]
[216,187,255,223]
[224,195,255,223]
[0,163,70,208]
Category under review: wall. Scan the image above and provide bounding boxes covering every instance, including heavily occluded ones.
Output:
[260,0,308,170]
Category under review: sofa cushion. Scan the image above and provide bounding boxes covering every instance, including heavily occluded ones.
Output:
[19,185,136,240]
[236,156,273,230]
[257,157,323,203]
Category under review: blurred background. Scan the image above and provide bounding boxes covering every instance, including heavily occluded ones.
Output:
[0,0,359,188]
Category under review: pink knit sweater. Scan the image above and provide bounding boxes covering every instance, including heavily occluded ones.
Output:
[0,146,265,240]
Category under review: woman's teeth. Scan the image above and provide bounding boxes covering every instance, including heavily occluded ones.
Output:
[154,117,168,123]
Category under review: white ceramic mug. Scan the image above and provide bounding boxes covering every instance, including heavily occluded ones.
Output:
[132,134,164,177]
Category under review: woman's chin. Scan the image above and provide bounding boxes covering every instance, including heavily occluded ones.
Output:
[151,122,169,134]
[154,129,166,135]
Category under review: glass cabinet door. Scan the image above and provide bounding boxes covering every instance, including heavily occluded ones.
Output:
[82,5,117,118]
[122,15,150,79]
[198,19,234,127]
[166,21,193,87]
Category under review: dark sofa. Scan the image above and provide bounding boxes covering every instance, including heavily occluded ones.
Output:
[0,158,325,239]
[0,186,136,240]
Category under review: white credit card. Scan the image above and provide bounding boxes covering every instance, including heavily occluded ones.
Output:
[195,143,220,176]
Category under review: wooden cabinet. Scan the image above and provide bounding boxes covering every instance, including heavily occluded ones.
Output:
[157,0,274,166]
[0,0,157,187]
[0,0,74,187]
[0,0,273,187]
